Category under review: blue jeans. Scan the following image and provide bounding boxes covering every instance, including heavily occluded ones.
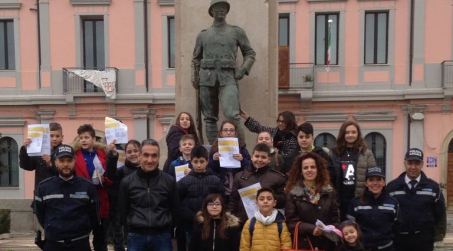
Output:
[127,232,172,251]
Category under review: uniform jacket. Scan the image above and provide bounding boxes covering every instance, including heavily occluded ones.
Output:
[189,212,241,251]
[229,166,287,223]
[192,23,256,87]
[74,144,113,219]
[35,176,99,242]
[347,189,398,249]
[285,184,340,251]
[239,211,292,251]
[386,171,446,241]
[118,168,178,234]
[177,170,224,225]
[19,145,59,191]
[243,116,298,158]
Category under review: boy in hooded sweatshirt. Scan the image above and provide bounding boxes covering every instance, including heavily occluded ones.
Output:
[240,187,292,251]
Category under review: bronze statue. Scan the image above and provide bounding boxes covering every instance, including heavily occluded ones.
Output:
[192,0,256,144]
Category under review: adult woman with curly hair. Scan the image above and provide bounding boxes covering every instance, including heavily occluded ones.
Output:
[330,119,376,219]
[285,152,340,251]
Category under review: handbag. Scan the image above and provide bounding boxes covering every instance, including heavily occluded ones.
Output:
[283,221,323,251]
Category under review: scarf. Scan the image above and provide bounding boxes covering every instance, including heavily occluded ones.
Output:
[254,209,278,226]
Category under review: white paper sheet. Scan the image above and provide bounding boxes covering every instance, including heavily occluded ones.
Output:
[105,117,128,144]
[175,163,190,182]
[218,137,241,168]
[238,182,262,219]
[27,124,50,156]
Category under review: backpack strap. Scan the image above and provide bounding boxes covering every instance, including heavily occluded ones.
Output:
[248,217,256,247]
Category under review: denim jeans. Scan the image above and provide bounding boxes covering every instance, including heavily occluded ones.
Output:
[127,232,172,251]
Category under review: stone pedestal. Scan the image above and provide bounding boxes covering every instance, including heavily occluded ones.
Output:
[175,0,278,148]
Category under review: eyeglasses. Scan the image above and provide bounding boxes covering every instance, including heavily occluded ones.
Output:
[207,202,222,207]
[222,128,235,132]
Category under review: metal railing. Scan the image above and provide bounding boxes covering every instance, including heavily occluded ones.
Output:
[62,67,118,95]
[289,62,315,89]
[442,60,453,89]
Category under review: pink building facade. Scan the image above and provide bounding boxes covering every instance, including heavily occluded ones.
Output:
[0,0,453,230]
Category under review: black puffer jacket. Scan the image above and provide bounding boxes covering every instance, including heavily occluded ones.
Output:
[118,168,179,234]
[178,170,224,226]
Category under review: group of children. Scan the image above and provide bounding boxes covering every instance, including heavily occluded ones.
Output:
[20,114,369,251]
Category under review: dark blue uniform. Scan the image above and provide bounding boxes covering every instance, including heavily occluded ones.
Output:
[35,175,100,251]
[386,172,446,251]
[347,189,398,251]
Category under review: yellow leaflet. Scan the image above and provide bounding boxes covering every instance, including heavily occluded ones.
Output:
[239,188,258,197]
[218,146,235,152]
[29,127,45,132]
[219,140,239,146]
[29,132,43,138]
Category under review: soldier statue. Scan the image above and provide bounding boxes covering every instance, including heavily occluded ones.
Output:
[192,0,256,144]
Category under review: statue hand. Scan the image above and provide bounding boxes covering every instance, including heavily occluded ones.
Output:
[235,68,246,80]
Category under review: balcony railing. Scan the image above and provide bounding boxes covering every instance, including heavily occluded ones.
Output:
[63,67,118,96]
[289,63,315,89]
[442,61,453,89]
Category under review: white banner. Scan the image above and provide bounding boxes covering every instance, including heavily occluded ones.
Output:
[68,69,117,99]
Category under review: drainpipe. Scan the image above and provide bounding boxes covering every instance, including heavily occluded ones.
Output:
[409,0,414,86]
[144,0,149,92]
[407,113,411,150]
[37,0,42,88]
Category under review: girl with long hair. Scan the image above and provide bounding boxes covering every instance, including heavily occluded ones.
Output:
[330,119,376,219]
[285,152,339,251]
[189,194,241,251]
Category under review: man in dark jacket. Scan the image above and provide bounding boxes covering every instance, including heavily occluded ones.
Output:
[118,139,178,251]
[35,144,102,251]
[387,148,446,251]
[229,143,287,223]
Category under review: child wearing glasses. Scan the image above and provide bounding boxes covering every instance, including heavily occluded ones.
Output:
[189,193,241,251]
[178,146,225,250]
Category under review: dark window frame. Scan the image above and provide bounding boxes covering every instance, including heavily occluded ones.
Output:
[315,12,340,65]
[167,16,175,68]
[365,132,387,170]
[0,19,14,70]
[279,13,290,47]
[0,136,19,187]
[81,17,104,92]
[314,132,336,149]
[364,11,389,65]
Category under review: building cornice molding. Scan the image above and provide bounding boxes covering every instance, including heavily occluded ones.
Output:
[70,0,111,6]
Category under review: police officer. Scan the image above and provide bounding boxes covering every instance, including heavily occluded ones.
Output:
[347,166,398,251]
[192,0,256,144]
[387,148,446,251]
[35,144,102,251]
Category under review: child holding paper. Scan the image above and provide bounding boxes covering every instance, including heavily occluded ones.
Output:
[229,143,286,224]
[20,122,63,208]
[178,145,225,250]
[240,188,292,251]
[209,120,251,204]
[73,124,117,251]
[165,134,196,178]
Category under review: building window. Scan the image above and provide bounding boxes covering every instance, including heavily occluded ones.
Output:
[314,133,336,150]
[365,132,386,170]
[315,13,339,65]
[168,16,175,68]
[0,20,15,70]
[364,11,388,64]
[0,137,19,187]
[279,13,290,47]
[82,18,105,92]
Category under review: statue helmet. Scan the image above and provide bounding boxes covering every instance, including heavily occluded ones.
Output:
[208,0,230,17]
